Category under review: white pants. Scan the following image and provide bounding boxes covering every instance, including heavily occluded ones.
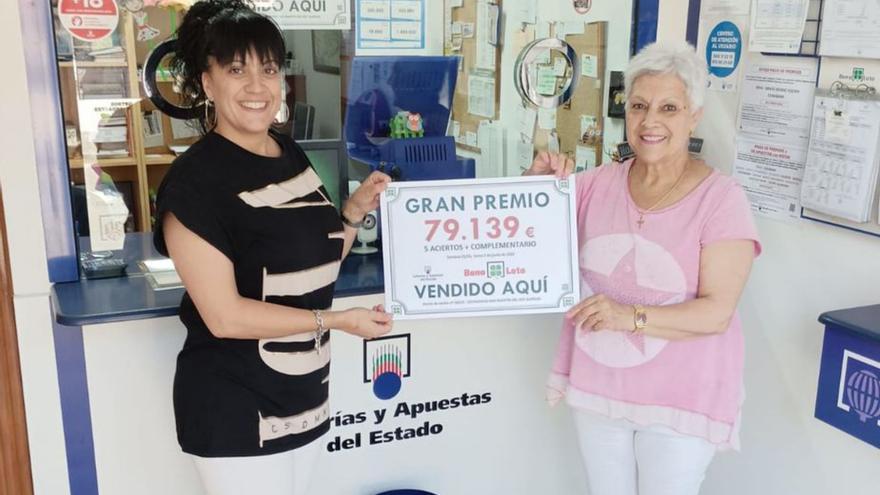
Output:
[573,410,716,495]
[191,437,323,495]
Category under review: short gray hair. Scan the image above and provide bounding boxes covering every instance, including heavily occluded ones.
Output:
[624,41,708,111]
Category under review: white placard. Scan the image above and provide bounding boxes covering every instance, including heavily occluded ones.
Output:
[538,107,557,130]
[254,0,351,29]
[733,57,818,221]
[820,0,880,59]
[701,0,752,16]
[748,0,809,54]
[467,74,496,118]
[357,0,425,49]
[581,54,598,78]
[381,176,579,319]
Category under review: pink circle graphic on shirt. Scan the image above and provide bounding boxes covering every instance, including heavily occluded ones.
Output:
[575,233,686,368]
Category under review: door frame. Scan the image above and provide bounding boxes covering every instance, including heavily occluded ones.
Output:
[0,189,34,495]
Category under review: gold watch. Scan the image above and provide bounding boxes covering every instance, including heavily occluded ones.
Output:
[633,304,647,332]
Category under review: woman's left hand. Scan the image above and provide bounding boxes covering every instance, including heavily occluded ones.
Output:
[566,293,634,332]
[343,171,392,223]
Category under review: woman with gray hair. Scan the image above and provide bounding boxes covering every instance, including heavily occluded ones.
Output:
[526,41,761,494]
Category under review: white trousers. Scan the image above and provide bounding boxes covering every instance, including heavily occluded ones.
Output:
[573,410,716,495]
[191,437,323,495]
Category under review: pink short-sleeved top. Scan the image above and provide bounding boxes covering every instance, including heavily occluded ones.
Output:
[548,159,761,451]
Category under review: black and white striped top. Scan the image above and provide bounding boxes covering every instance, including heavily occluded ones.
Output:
[154,130,342,457]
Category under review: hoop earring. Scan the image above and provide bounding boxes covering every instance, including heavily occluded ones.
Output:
[274,101,290,125]
[203,98,216,129]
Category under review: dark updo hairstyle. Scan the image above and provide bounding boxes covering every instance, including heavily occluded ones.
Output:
[171,0,286,133]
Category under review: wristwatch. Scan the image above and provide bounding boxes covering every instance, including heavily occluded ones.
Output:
[632,304,647,332]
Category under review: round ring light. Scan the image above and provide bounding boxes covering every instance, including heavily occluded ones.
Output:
[513,37,580,109]
[142,38,201,120]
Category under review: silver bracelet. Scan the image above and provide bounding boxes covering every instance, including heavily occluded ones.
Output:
[312,309,326,356]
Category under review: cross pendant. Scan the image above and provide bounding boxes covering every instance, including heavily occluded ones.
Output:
[636,215,645,229]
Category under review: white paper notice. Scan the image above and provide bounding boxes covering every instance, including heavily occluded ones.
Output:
[536,21,550,39]
[547,132,560,154]
[575,145,597,171]
[361,1,391,20]
[518,0,537,25]
[800,95,880,222]
[357,0,425,49]
[734,138,808,220]
[737,59,818,144]
[517,140,535,173]
[466,131,478,148]
[538,107,557,130]
[748,0,809,54]
[702,0,751,15]
[580,114,597,138]
[820,0,880,59]
[581,54,598,78]
[475,0,499,70]
[733,58,818,221]
[561,22,585,36]
[449,120,461,139]
[519,106,537,141]
[553,57,567,76]
[467,74,496,118]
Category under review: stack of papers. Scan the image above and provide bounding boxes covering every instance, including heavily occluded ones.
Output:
[800,94,880,223]
[139,258,183,290]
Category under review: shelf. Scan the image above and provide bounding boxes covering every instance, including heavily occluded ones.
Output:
[69,157,137,169]
[58,60,129,69]
[144,154,177,166]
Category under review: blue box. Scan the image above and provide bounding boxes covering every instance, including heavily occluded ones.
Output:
[815,305,880,449]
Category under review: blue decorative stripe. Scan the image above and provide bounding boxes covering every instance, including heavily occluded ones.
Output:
[686,0,701,46]
[53,321,98,495]
[634,0,659,52]
[17,0,79,283]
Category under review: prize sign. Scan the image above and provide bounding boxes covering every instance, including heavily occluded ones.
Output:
[380,176,580,320]
[58,0,120,42]
[252,0,351,29]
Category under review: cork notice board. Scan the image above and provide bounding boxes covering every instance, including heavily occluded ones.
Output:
[445,0,502,153]
[532,22,607,166]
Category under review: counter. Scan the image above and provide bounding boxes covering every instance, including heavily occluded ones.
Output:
[50,233,384,326]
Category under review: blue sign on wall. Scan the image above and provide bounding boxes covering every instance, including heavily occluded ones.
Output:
[705,21,742,79]
[815,324,880,449]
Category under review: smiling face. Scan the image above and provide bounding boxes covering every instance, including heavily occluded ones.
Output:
[625,73,702,165]
[201,48,282,142]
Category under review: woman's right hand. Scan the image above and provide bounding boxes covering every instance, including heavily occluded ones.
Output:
[523,151,575,178]
[339,306,393,339]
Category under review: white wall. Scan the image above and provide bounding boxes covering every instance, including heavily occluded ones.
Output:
[684,3,880,495]
[1,3,70,495]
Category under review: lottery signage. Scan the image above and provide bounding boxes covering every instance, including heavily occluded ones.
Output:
[380,176,579,320]
[58,0,120,42]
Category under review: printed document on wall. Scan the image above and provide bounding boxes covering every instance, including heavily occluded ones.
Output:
[748,0,809,54]
[800,94,880,222]
[732,57,818,221]
[467,73,495,118]
[820,0,880,59]
[701,0,751,16]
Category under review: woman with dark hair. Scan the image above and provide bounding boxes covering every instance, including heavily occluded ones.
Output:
[152,1,393,493]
